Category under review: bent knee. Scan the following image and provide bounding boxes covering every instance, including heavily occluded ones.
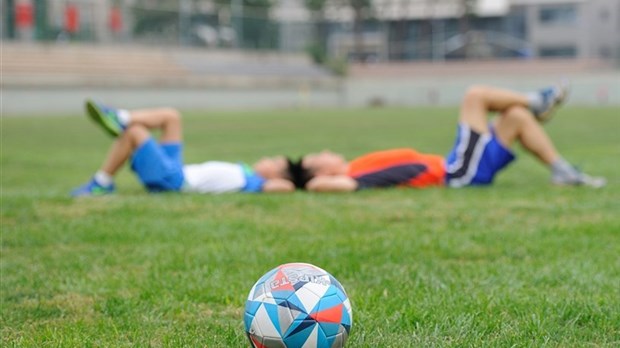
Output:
[163,108,181,122]
[124,124,151,144]
[125,124,149,136]
[463,85,490,103]
[503,105,532,123]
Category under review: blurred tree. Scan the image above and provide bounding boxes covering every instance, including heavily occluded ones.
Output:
[304,0,328,64]
[132,0,181,43]
[6,0,16,39]
[130,0,277,48]
[239,0,278,49]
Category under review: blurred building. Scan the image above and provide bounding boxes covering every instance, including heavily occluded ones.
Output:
[313,0,620,62]
[516,0,619,61]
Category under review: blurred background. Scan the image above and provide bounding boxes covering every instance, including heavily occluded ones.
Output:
[3,0,620,114]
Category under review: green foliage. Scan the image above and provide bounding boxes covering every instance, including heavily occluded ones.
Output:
[306,43,327,65]
[347,0,372,12]
[130,0,278,48]
[303,0,329,67]
[241,16,279,49]
[132,8,178,36]
[242,0,274,8]
[304,0,327,13]
[306,43,348,76]
[2,107,619,347]
[326,56,349,76]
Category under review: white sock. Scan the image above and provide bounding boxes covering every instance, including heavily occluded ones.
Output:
[94,170,114,187]
[550,158,578,177]
[527,92,543,112]
[117,109,131,127]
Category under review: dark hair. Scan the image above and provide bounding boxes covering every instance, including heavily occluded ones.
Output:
[286,157,313,189]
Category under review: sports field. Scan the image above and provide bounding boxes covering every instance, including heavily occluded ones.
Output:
[2,106,619,347]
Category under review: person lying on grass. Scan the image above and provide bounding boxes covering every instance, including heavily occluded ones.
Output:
[71,101,296,196]
[292,84,606,192]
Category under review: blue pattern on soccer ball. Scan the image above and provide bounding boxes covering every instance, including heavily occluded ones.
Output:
[244,263,353,348]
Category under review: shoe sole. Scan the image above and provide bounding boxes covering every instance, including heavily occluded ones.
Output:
[71,189,114,197]
[551,178,607,189]
[85,100,121,137]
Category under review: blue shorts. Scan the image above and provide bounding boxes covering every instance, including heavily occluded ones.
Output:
[445,123,515,187]
[131,138,185,192]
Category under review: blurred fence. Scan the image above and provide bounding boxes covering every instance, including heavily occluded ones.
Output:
[3,0,620,63]
[2,0,289,50]
[3,0,620,114]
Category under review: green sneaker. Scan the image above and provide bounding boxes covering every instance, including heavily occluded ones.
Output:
[85,100,126,137]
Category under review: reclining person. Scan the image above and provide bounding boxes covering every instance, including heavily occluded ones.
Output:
[72,101,296,196]
[296,84,606,192]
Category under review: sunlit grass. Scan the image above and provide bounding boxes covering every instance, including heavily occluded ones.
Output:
[2,107,619,347]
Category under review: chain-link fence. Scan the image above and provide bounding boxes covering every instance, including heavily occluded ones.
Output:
[3,0,620,64]
[2,0,290,49]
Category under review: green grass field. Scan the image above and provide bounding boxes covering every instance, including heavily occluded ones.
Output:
[2,106,619,347]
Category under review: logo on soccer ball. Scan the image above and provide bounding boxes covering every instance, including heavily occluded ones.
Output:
[244,263,353,348]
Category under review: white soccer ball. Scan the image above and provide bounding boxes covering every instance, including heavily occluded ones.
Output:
[244,263,353,348]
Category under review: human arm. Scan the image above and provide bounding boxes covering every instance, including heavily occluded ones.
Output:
[306,175,358,192]
[262,178,296,193]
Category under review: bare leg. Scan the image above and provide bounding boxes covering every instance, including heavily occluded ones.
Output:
[459,85,530,133]
[493,106,560,165]
[98,107,182,175]
[72,107,185,196]
[126,108,182,143]
[455,86,604,187]
[100,125,151,176]
[493,105,606,187]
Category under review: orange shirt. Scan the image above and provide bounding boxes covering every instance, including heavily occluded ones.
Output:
[347,148,446,189]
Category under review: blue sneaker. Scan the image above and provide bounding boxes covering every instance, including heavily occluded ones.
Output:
[71,178,115,197]
[85,100,126,137]
[533,83,569,123]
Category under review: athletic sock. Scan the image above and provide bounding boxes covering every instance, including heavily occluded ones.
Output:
[94,170,114,187]
[117,109,131,127]
[550,158,579,178]
[527,92,543,114]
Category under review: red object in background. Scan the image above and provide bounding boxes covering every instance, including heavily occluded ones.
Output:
[15,2,34,29]
[109,6,123,33]
[65,4,80,33]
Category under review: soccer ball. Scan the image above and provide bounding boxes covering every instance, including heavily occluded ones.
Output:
[244,263,353,348]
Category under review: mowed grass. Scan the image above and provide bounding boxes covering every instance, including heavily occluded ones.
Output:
[2,106,619,347]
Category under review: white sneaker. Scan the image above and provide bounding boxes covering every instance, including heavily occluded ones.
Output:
[551,171,607,188]
[534,83,570,123]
